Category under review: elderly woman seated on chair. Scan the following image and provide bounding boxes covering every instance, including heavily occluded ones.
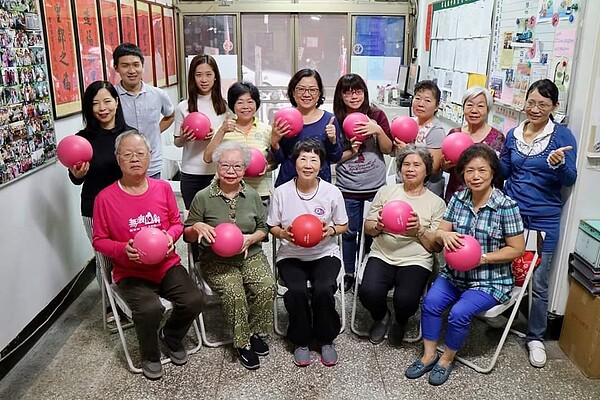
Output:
[359,145,446,346]
[405,144,524,386]
[183,141,276,371]
[93,130,205,380]
[267,139,349,367]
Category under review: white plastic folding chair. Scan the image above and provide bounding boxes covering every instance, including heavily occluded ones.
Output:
[99,257,202,374]
[272,234,346,336]
[385,157,397,185]
[350,201,424,342]
[445,229,545,373]
[187,243,234,348]
[162,145,183,194]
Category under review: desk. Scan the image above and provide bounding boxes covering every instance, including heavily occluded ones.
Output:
[372,102,410,120]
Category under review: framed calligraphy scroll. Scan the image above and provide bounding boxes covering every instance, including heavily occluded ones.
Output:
[74,0,104,89]
[119,0,137,45]
[151,4,166,87]
[41,0,81,117]
[163,6,177,86]
[135,1,153,85]
[99,0,121,84]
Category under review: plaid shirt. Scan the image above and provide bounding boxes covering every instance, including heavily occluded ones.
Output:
[440,188,524,302]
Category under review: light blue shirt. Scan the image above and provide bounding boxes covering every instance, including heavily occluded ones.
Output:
[116,82,175,176]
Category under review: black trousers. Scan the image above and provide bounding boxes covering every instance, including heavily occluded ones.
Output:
[117,265,205,361]
[180,172,214,209]
[277,256,341,346]
[358,257,430,325]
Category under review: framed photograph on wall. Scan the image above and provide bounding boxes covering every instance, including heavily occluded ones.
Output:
[135,1,154,85]
[163,6,177,86]
[151,4,166,87]
[99,0,121,83]
[41,0,82,117]
[120,0,137,45]
[74,0,104,89]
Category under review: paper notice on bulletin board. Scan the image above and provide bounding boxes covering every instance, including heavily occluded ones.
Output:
[553,29,576,59]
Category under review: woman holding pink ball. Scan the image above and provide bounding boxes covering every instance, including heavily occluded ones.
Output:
[203,81,273,200]
[358,145,445,346]
[269,69,343,186]
[173,54,227,209]
[394,80,446,198]
[405,144,524,386]
[443,86,505,203]
[332,73,394,292]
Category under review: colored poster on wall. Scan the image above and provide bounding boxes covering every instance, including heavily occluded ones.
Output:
[75,0,104,89]
[100,0,121,84]
[151,4,165,87]
[1,0,57,185]
[42,0,81,117]
[163,7,177,86]
[512,63,531,110]
[120,0,137,45]
[135,1,153,84]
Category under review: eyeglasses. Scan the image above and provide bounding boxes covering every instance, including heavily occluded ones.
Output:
[295,87,319,96]
[218,162,245,173]
[525,100,553,111]
[118,151,150,160]
[464,168,491,177]
[342,89,364,97]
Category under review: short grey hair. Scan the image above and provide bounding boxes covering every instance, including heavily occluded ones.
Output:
[395,145,433,179]
[114,129,150,154]
[212,141,252,166]
[462,86,494,112]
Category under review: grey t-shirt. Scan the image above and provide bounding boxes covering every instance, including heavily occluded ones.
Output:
[396,117,446,198]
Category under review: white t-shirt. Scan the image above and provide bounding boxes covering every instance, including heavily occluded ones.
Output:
[267,178,349,262]
[173,95,226,175]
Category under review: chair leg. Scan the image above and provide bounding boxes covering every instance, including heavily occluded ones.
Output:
[350,280,370,337]
[197,312,233,347]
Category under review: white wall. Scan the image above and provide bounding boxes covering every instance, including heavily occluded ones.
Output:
[0,86,179,351]
[549,0,600,313]
[415,0,600,314]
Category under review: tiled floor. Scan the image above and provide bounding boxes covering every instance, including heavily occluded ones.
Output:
[1,238,599,399]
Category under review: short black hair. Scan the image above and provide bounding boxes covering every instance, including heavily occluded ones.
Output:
[414,80,441,107]
[113,43,144,67]
[455,143,503,189]
[287,69,325,108]
[526,79,559,105]
[291,139,325,166]
[227,81,261,112]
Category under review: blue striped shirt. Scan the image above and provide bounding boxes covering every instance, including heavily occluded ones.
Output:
[440,188,524,302]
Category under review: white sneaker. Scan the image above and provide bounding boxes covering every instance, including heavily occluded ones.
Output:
[527,340,547,368]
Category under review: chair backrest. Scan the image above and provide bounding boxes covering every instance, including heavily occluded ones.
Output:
[163,145,183,193]
[356,201,373,269]
[523,228,544,254]
[385,157,396,185]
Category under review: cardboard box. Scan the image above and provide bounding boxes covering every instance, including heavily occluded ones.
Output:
[559,280,600,378]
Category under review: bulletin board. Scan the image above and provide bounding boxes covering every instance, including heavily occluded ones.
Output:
[1,0,57,186]
[487,0,584,133]
[427,0,495,125]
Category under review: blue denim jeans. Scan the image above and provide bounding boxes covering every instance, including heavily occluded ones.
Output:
[341,197,373,275]
[422,277,498,350]
[526,251,554,342]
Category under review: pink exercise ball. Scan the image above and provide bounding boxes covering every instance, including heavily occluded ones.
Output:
[245,147,267,177]
[56,135,93,168]
[441,132,474,164]
[444,234,482,272]
[391,116,419,143]
[380,200,414,234]
[290,214,323,248]
[133,227,170,265]
[212,223,244,257]
[182,111,211,140]
[342,112,369,142]
[274,107,303,138]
